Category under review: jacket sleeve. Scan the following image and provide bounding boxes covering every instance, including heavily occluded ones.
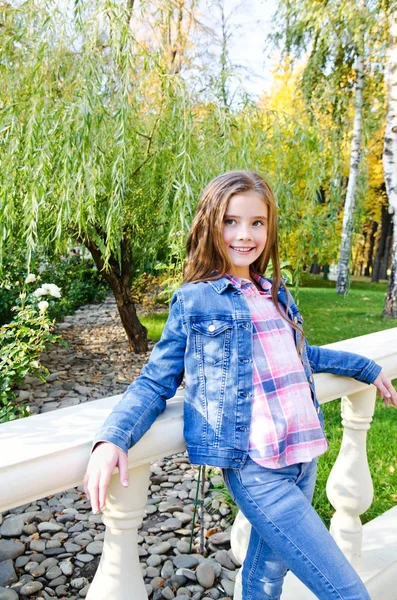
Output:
[93,292,187,453]
[306,342,381,384]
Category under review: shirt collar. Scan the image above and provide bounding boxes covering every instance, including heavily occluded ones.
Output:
[224,272,271,293]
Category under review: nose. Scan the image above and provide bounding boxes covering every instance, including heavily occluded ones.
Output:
[237,224,252,240]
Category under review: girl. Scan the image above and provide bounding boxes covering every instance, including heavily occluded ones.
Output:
[85,170,397,600]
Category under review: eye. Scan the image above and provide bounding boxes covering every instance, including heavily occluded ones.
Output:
[252,220,265,226]
[224,218,236,226]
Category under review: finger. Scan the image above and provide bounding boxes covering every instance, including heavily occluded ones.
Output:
[376,383,387,399]
[88,480,100,515]
[98,467,113,511]
[384,381,397,407]
[83,473,90,501]
[118,452,129,487]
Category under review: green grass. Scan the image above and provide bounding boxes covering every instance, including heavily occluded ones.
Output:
[141,277,397,526]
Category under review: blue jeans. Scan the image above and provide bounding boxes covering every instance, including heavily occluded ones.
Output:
[223,457,370,600]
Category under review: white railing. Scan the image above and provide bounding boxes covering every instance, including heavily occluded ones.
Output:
[1,328,397,600]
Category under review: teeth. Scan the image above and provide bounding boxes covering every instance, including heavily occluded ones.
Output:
[231,247,254,253]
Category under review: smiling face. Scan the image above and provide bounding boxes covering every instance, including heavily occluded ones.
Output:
[222,190,268,280]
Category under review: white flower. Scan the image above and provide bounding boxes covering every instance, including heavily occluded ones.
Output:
[25,273,37,284]
[42,283,62,298]
[33,287,47,297]
[38,300,49,313]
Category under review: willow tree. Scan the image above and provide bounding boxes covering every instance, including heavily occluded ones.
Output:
[272,0,389,294]
[0,0,235,352]
[383,9,397,317]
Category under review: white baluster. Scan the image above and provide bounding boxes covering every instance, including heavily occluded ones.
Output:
[326,386,376,569]
[230,509,250,600]
[87,462,151,600]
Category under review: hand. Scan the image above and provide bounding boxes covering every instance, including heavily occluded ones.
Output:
[372,371,397,408]
[84,442,129,514]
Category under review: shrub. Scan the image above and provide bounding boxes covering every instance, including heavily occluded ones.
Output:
[0,286,64,423]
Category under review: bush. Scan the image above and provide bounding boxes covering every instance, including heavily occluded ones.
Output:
[0,250,109,326]
[37,254,109,321]
[0,288,63,423]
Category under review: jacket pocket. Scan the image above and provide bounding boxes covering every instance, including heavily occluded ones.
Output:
[191,319,233,366]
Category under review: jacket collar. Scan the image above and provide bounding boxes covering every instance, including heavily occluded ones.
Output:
[207,276,297,316]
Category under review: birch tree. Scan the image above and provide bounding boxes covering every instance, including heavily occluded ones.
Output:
[336,42,365,294]
[272,0,385,294]
[383,9,397,317]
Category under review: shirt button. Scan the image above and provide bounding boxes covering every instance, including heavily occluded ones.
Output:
[208,324,215,332]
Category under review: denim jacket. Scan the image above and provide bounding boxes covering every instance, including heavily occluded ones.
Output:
[94,278,381,468]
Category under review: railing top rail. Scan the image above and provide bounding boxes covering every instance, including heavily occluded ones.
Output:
[1,327,397,512]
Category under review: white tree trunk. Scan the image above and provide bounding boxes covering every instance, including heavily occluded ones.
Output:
[336,50,365,294]
[383,11,397,318]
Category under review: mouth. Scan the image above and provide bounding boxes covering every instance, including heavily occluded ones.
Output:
[230,246,256,254]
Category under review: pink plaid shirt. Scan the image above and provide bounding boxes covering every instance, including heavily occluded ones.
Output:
[226,273,327,468]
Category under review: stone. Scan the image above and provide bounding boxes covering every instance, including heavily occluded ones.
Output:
[145,505,158,515]
[30,539,46,552]
[172,512,192,525]
[162,588,175,599]
[85,541,103,555]
[79,583,90,597]
[56,584,69,596]
[71,577,89,590]
[176,541,190,554]
[208,532,230,546]
[161,560,174,579]
[147,555,162,567]
[146,567,160,578]
[0,515,26,537]
[214,549,235,571]
[0,587,19,600]
[176,569,196,582]
[64,542,81,553]
[0,540,25,562]
[173,555,199,569]
[46,566,62,580]
[49,575,67,587]
[59,560,74,576]
[160,518,182,532]
[27,564,46,577]
[148,542,172,555]
[196,562,215,589]
[220,578,235,596]
[75,554,94,563]
[40,558,59,569]
[19,581,44,596]
[15,556,30,568]
[37,522,64,533]
[0,560,17,587]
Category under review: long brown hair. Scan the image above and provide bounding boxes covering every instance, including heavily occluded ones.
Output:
[183,170,305,349]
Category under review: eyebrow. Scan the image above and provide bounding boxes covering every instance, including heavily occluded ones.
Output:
[224,214,268,219]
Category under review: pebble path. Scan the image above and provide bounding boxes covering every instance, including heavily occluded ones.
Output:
[0,298,239,600]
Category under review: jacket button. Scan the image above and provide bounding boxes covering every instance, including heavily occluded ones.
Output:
[309,375,313,382]
[208,324,215,332]
[238,426,247,431]
[293,316,298,323]
[232,458,241,463]
[317,406,321,414]
[240,323,249,329]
